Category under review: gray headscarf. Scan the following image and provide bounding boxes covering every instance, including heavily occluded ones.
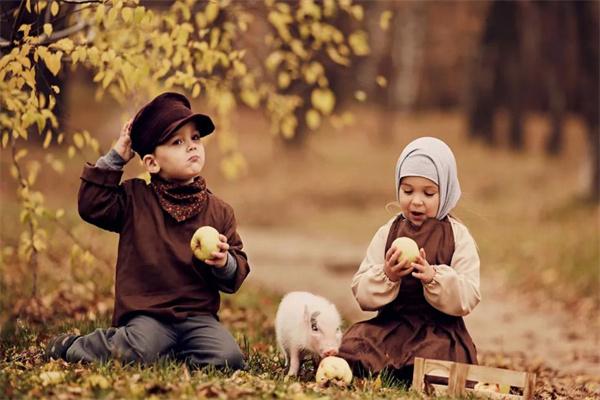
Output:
[395,137,461,219]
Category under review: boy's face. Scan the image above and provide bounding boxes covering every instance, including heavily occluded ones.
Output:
[143,121,205,184]
[398,176,440,226]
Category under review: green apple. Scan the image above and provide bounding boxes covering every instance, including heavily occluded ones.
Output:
[391,236,420,263]
[315,356,353,385]
[190,226,220,261]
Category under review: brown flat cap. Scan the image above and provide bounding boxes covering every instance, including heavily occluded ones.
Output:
[130,92,215,156]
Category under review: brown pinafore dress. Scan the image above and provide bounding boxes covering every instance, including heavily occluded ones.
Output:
[338,215,478,375]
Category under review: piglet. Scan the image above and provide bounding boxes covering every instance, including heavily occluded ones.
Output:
[275,291,343,376]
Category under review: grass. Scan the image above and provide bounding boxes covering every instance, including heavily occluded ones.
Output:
[1,287,425,399]
[1,101,598,398]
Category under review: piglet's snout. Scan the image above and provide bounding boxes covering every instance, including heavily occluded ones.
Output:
[322,348,339,357]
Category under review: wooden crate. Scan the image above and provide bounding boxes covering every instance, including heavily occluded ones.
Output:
[412,357,536,399]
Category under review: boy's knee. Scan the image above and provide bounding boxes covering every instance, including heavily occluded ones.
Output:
[118,346,162,364]
[221,347,245,370]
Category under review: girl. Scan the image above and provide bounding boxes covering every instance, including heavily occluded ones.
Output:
[338,136,480,381]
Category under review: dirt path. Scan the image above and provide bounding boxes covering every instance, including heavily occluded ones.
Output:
[240,227,599,376]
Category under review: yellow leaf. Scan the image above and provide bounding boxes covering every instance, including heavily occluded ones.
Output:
[351,4,364,21]
[233,60,247,76]
[326,46,349,66]
[354,90,367,102]
[40,371,64,387]
[22,68,36,89]
[51,85,60,94]
[55,209,64,219]
[278,72,291,89]
[121,7,133,23]
[95,4,106,24]
[50,1,59,16]
[42,51,62,76]
[380,10,392,31]
[303,61,323,84]
[102,70,114,89]
[86,374,110,390]
[18,24,31,37]
[68,145,76,158]
[2,132,9,149]
[43,23,53,37]
[57,133,64,144]
[348,30,369,56]
[192,83,201,98]
[306,109,321,130]
[25,0,31,13]
[43,130,52,149]
[311,88,335,115]
[281,115,297,139]
[205,2,219,24]
[15,149,28,161]
[73,133,84,149]
[265,51,284,72]
[240,90,260,109]
[376,75,387,87]
[50,38,74,53]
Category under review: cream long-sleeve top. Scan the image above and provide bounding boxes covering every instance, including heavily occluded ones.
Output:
[352,216,481,316]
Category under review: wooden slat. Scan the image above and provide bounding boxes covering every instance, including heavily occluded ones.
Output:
[522,372,536,400]
[412,358,536,400]
[465,363,528,387]
[447,362,468,395]
[412,357,425,393]
[423,359,453,377]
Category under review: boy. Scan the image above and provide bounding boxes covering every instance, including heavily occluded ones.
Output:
[45,92,250,370]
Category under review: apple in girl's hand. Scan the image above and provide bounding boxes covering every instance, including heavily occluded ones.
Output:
[391,237,420,263]
[190,226,220,261]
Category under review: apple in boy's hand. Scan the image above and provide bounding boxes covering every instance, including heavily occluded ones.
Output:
[190,226,220,261]
[391,237,420,263]
[315,356,353,386]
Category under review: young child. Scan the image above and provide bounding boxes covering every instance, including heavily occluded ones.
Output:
[338,136,480,381]
[45,92,250,371]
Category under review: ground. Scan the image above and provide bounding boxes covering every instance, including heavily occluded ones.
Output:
[1,107,598,398]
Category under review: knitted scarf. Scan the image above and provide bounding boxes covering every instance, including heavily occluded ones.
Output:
[150,175,207,222]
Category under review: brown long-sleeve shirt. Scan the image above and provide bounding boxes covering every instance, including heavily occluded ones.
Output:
[78,164,250,326]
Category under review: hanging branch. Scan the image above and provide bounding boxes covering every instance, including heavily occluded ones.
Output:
[10,141,40,298]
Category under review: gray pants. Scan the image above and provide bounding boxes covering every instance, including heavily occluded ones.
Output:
[65,314,244,370]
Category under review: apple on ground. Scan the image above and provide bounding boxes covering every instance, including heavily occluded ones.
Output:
[190,226,220,261]
[315,356,353,386]
[390,236,420,263]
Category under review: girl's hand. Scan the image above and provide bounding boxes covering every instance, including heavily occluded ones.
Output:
[411,248,436,284]
[384,246,414,282]
[113,118,135,162]
[204,234,230,268]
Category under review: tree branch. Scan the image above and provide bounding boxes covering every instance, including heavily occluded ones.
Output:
[9,0,28,44]
[10,141,40,298]
[58,0,103,4]
[0,20,88,49]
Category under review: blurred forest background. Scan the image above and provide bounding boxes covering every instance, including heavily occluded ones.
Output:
[1,0,599,398]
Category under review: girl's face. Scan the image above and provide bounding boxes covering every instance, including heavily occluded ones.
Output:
[398,176,440,226]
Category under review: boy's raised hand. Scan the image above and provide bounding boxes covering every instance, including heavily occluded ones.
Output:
[384,246,414,282]
[204,234,230,268]
[113,118,135,162]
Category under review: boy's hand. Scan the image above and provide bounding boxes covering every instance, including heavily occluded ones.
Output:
[384,246,414,282]
[204,234,230,268]
[411,248,436,284]
[113,118,135,162]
